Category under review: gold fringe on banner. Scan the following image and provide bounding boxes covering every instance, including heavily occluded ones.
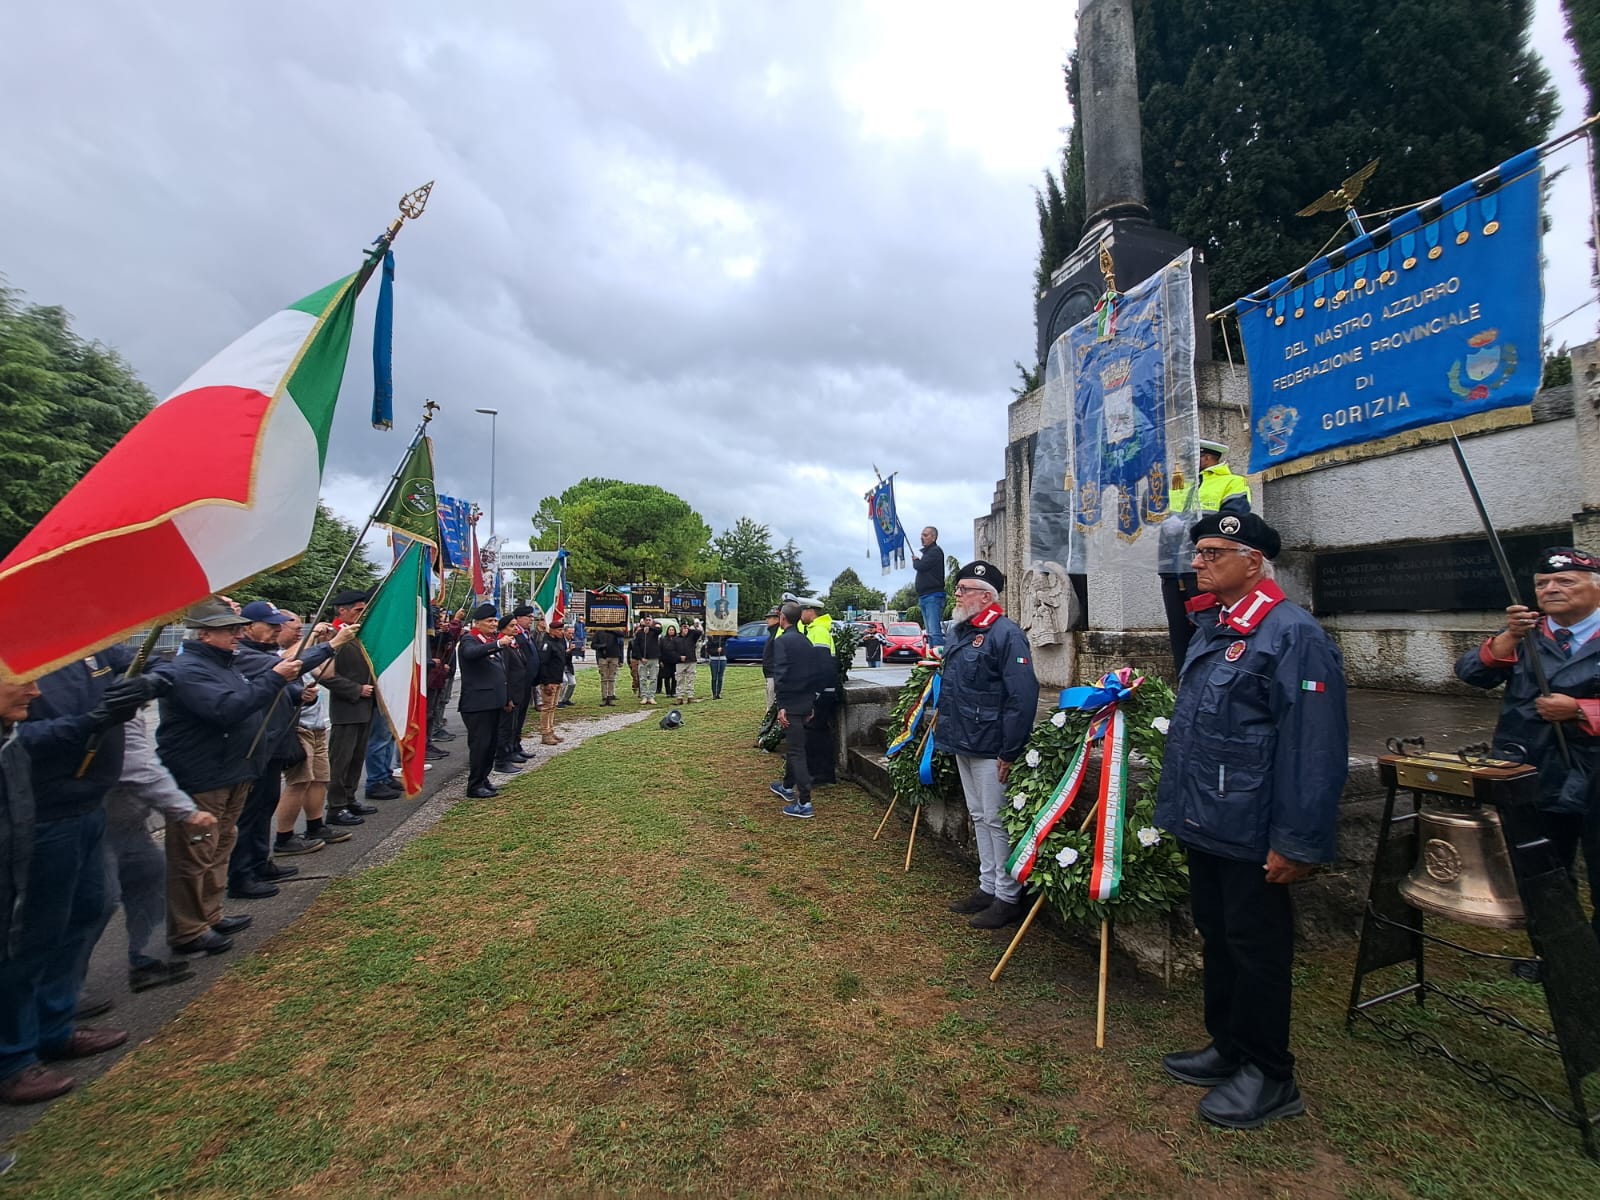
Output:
[1260,405,1534,481]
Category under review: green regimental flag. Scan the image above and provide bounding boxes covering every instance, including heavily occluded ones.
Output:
[374,435,447,560]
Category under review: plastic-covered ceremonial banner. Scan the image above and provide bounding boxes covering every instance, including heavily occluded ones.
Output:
[705,581,739,635]
[1238,148,1542,475]
[1029,250,1201,582]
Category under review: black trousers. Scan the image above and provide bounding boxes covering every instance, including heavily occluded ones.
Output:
[1186,845,1297,1080]
[228,768,281,887]
[1161,572,1200,671]
[499,689,531,760]
[1542,809,1600,942]
[780,701,813,802]
[462,708,501,791]
[327,718,371,811]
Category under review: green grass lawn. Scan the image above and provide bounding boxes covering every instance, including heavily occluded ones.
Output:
[7,665,1596,1197]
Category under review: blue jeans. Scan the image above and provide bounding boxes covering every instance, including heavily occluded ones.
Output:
[919,592,946,648]
[365,720,396,793]
[708,657,727,698]
[0,808,112,1080]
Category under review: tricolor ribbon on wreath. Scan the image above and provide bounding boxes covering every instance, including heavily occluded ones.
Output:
[1006,667,1144,898]
[886,668,941,786]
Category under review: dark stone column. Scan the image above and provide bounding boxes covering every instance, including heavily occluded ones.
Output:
[1077,0,1149,228]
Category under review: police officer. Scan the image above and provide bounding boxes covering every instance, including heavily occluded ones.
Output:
[936,561,1040,929]
[1455,546,1600,941]
[1159,440,1252,670]
[1155,511,1347,1130]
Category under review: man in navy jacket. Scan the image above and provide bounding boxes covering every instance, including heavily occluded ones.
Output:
[1155,511,1347,1132]
[935,561,1039,930]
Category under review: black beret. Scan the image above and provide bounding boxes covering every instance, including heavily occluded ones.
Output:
[1190,510,1282,559]
[1535,546,1600,574]
[471,602,498,621]
[956,560,1006,592]
[332,589,371,607]
[497,615,517,632]
[512,604,536,617]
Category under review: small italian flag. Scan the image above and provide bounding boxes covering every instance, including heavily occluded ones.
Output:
[0,273,359,682]
[359,541,430,797]
[1301,680,1327,692]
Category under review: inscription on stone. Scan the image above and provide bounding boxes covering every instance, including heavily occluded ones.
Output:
[1312,530,1569,614]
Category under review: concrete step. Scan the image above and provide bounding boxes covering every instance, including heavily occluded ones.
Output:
[848,746,893,798]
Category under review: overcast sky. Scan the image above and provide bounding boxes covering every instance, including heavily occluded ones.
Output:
[1,2,1594,597]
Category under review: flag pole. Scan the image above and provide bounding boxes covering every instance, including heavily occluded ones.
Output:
[245,399,439,759]
[1447,428,1570,766]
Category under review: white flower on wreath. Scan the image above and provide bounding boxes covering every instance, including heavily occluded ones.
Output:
[1012,796,1026,811]
[1024,748,1041,768]
[1055,846,1080,868]
[1150,716,1170,735]
[1136,826,1161,848]
[1051,711,1068,728]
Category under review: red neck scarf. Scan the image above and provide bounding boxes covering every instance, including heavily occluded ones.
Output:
[962,602,1004,630]
[1186,580,1286,635]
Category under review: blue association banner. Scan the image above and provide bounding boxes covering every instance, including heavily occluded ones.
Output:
[1238,148,1542,473]
[868,477,908,575]
[436,494,473,571]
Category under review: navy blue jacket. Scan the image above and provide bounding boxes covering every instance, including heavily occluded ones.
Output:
[457,633,509,712]
[1155,585,1348,864]
[934,610,1039,762]
[913,542,945,597]
[18,645,135,821]
[153,640,303,795]
[237,638,335,767]
[1454,624,1600,814]
[772,626,818,708]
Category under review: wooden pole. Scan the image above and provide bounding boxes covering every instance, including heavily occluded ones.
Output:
[989,894,1047,982]
[904,804,921,871]
[1095,917,1111,1049]
[873,793,899,840]
[1077,796,1101,834]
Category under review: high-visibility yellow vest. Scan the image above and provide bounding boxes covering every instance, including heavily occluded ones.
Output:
[800,613,835,652]
[1169,463,1251,514]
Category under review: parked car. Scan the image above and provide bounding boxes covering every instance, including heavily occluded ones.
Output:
[881,621,928,663]
[724,620,771,663]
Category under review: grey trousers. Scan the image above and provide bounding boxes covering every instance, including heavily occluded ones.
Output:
[956,754,1021,903]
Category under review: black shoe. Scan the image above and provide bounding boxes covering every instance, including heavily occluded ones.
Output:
[305,823,352,844]
[558,700,574,707]
[347,799,381,815]
[256,862,299,882]
[226,879,279,900]
[1162,1043,1243,1087]
[1198,1063,1304,1129]
[467,785,498,798]
[361,788,397,803]
[968,898,1027,929]
[948,889,994,915]
[425,745,450,760]
[129,960,195,992]
[432,728,456,742]
[511,750,532,762]
[327,809,365,826]
[1510,958,1543,983]
[493,761,524,775]
[212,914,253,935]
[73,995,114,1020]
[172,931,233,956]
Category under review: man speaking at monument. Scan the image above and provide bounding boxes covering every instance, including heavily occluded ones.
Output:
[1454,546,1600,941]
[1155,511,1347,1130]
[937,561,1039,929]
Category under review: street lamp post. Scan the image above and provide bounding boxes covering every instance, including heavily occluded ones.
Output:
[474,407,498,538]
[551,518,563,550]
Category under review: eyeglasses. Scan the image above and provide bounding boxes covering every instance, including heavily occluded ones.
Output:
[1191,546,1254,563]
[953,584,988,595]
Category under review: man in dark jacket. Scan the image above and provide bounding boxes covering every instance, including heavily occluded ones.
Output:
[760,606,781,707]
[496,611,533,772]
[154,600,308,956]
[458,604,512,798]
[592,625,624,706]
[322,590,378,825]
[535,618,570,744]
[910,526,947,649]
[770,602,820,819]
[935,562,1039,930]
[1154,512,1347,1132]
[1455,545,1600,939]
[633,618,662,706]
[2,651,155,1105]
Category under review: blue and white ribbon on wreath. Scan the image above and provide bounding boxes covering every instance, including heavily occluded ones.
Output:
[887,670,941,785]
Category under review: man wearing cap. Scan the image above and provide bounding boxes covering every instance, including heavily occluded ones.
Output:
[458,604,513,798]
[936,561,1040,929]
[535,617,570,745]
[322,590,378,826]
[909,526,948,649]
[1155,511,1347,1131]
[798,598,834,652]
[152,600,314,955]
[1160,441,1253,669]
[496,611,534,772]
[1455,546,1600,941]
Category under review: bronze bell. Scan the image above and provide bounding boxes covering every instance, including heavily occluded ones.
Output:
[1397,801,1526,929]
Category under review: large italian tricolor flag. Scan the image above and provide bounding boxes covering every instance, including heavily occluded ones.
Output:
[359,541,429,797]
[0,275,359,682]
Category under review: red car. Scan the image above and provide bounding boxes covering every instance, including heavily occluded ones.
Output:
[880,621,929,663]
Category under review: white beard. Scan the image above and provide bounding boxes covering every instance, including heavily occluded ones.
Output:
[953,595,989,624]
